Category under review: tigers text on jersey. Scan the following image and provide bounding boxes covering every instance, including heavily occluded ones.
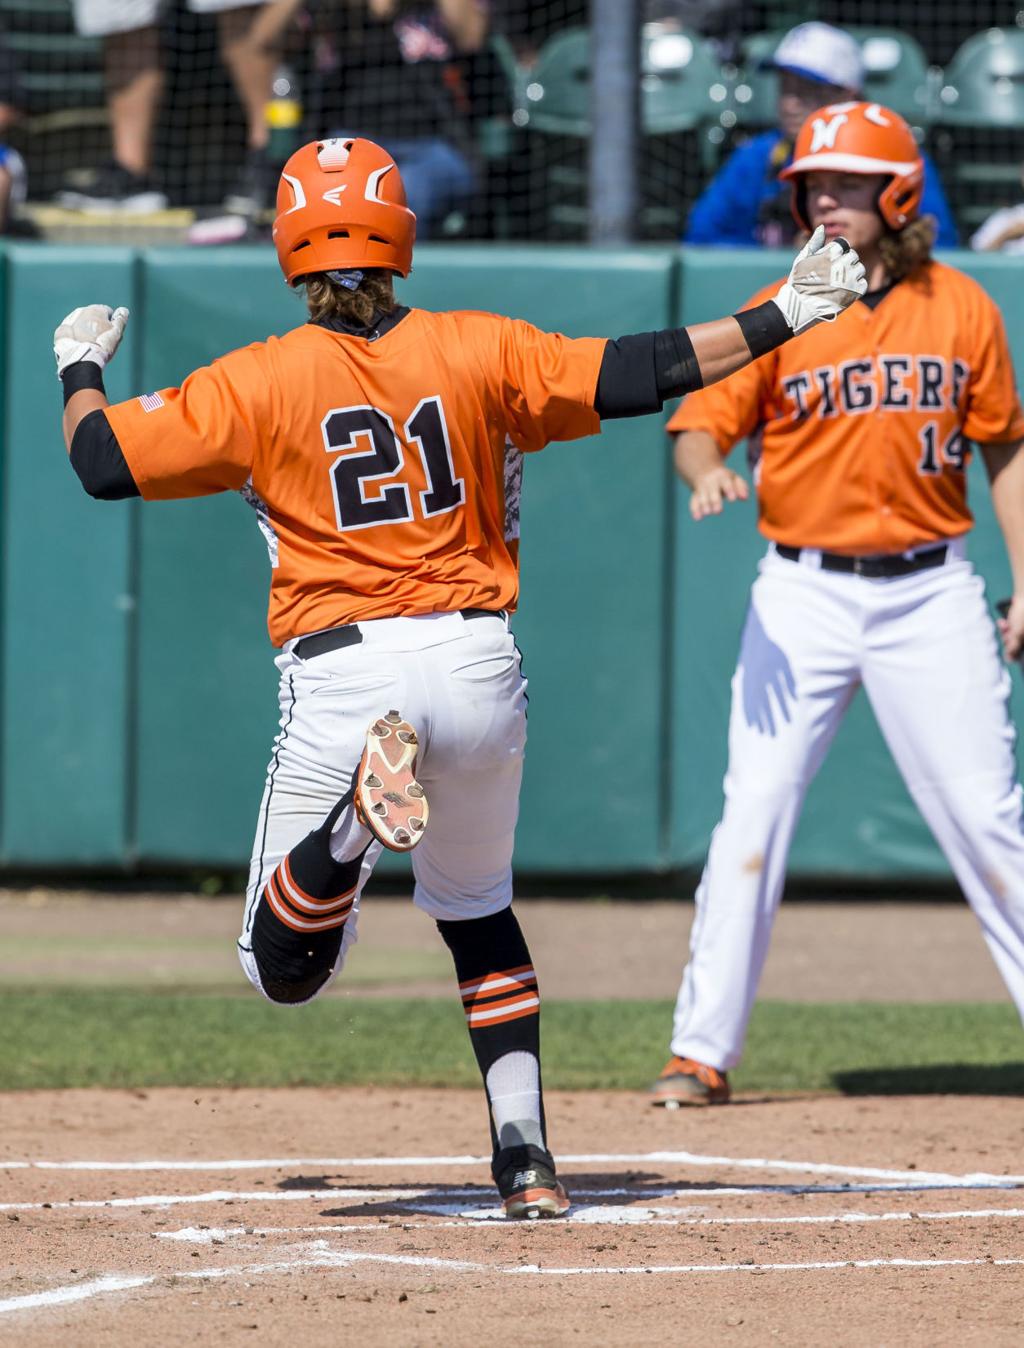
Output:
[104,309,604,644]
[667,260,1024,554]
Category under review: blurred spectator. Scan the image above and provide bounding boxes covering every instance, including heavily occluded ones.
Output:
[970,188,1024,255]
[686,22,958,248]
[0,33,29,234]
[59,0,301,214]
[309,1,487,238]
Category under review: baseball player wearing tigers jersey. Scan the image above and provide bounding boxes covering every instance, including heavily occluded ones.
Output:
[53,137,866,1210]
[651,101,1024,1108]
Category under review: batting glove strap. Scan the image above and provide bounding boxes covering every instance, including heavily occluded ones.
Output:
[771,225,867,336]
[53,304,130,380]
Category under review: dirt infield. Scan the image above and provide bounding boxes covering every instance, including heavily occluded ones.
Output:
[2,894,1022,1343]
[3,1087,1023,1346]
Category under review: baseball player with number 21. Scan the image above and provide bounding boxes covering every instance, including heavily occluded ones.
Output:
[652,101,1024,1109]
[54,137,864,1214]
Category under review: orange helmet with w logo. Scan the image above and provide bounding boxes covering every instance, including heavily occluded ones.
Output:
[273,138,417,286]
[780,101,924,232]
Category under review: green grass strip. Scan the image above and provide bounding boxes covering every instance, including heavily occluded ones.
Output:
[1,990,1021,1093]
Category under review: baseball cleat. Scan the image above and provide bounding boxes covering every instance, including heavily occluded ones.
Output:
[494,1144,570,1220]
[649,1055,730,1107]
[354,710,428,852]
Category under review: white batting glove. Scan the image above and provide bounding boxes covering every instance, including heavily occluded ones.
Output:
[771,226,867,335]
[53,304,130,379]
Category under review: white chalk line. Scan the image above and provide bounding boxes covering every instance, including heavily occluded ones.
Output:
[0,1244,482,1317]
[10,1150,1024,1186]
[8,1151,1022,1186]
[5,1239,1024,1316]
[509,1257,1024,1275]
[6,1176,1024,1215]
[154,1206,1024,1240]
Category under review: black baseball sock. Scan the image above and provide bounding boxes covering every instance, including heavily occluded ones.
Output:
[436,907,547,1176]
[251,788,369,1004]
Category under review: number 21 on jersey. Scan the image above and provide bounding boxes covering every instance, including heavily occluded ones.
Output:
[321,396,465,532]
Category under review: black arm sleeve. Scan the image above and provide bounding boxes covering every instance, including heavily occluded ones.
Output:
[69,409,140,500]
[593,326,704,419]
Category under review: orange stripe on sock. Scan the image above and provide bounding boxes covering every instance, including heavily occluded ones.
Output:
[466,995,540,1027]
[263,875,352,933]
[459,962,534,992]
[462,980,538,1012]
[270,868,354,921]
[277,856,358,913]
[459,964,537,998]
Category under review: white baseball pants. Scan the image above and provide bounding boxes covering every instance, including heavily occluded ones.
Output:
[238,610,527,995]
[672,540,1024,1070]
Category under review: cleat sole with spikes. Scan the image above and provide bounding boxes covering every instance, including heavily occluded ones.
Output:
[355,710,429,852]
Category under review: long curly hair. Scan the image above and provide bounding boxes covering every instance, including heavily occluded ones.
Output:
[879,215,936,280]
[303,270,397,327]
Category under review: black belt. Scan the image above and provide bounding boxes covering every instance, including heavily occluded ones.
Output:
[294,608,504,661]
[775,543,949,578]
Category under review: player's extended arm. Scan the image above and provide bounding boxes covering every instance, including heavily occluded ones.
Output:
[689,227,865,387]
[982,437,1024,660]
[54,304,139,499]
[594,227,866,418]
[673,429,748,521]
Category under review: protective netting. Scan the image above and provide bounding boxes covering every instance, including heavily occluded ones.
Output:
[0,0,1021,248]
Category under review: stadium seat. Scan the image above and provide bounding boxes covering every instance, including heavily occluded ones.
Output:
[936,27,1024,126]
[520,25,727,239]
[847,28,936,125]
[932,29,1024,231]
[641,25,730,135]
[521,24,726,137]
[0,0,108,201]
[732,30,785,128]
[521,26,590,137]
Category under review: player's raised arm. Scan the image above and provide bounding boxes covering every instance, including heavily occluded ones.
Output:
[593,226,865,420]
[54,303,139,500]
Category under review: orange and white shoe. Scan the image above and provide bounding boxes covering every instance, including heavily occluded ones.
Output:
[494,1145,570,1220]
[649,1055,730,1107]
[354,710,428,852]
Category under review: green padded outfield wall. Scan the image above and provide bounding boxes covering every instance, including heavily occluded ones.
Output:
[1,246,138,864]
[3,244,1024,876]
[669,248,1024,877]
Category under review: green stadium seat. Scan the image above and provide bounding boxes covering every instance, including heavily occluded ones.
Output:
[521,25,726,137]
[520,25,728,238]
[933,29,1024,232]
[732,30,786,128]
[936,27,1024,126]
[521,27,590,137]
[848,27,936,125]
[641,25,730,135]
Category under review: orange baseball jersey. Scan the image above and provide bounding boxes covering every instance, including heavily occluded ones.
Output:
[104,309,605,644]
[667,260,1024,554]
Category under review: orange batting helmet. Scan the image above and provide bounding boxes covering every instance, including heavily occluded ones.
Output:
[273,137,416,286]
[780,101,924,232]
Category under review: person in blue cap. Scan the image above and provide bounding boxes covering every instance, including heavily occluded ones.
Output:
[686,21,957,247]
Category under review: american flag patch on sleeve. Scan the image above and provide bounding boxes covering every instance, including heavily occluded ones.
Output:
[138,392,164,412]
